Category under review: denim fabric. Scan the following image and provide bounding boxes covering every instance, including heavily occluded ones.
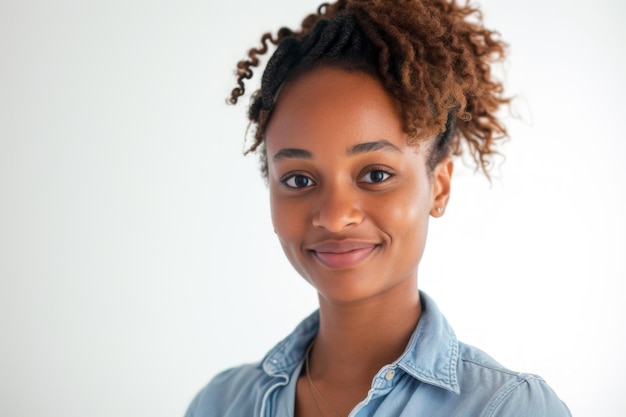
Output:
[185,292,571,417]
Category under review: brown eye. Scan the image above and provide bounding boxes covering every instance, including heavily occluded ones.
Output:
[360,169,392,184]
[282,174,316,189]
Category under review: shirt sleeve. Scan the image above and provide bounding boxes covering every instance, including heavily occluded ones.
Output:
[183,387,203,417]
[488,375,571,417]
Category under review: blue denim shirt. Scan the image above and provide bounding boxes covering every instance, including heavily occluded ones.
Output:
[186,292,570,417]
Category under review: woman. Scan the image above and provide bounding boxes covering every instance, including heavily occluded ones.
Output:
[186,0,571,416]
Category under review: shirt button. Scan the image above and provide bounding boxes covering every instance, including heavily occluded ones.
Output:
[385,370,395,381]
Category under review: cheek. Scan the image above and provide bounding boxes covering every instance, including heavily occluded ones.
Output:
[269,192,280,232]
[270,193,313,279]
[270,191,286,236]
[270,190,304,245]
[376,185,431,245]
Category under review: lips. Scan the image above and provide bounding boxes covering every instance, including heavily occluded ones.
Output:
[307,240,379,269]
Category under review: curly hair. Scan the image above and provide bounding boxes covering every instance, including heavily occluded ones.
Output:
[229,0,509,178]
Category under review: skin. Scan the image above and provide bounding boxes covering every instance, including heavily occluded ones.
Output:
[265,66,453,417]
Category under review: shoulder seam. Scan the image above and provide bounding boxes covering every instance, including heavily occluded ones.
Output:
[460,357,544,382]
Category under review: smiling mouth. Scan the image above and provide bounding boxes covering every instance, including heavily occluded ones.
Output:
[307,241,379,270]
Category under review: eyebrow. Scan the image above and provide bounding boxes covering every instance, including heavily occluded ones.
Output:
[272,148,313,161]
[347,140,403,156]
[272,140,402,162]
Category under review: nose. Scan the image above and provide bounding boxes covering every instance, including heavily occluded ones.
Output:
[311,184,364,232]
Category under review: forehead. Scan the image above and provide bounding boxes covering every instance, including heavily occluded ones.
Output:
[264,66,407,154]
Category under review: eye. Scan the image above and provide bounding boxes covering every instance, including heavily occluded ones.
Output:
[281,174,316,189]
[359,169,392,184]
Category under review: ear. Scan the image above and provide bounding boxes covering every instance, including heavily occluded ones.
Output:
[430,156,453,217]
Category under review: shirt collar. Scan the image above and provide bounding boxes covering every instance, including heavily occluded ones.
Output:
[261,310,319,376]
[261,291,460,394]
[396,291,460,394]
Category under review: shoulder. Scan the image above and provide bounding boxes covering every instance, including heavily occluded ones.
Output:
[184,363,270,417]
[455,342,571,417]
[185,311,319,417]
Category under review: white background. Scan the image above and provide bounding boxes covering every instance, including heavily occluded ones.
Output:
[1,0,625,416]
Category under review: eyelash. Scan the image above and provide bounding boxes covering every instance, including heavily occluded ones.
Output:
[279,166,395,190]
[359,167,394,184]
[280,173,316,189]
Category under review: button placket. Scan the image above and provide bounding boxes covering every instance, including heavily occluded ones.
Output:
[384,369,395,381]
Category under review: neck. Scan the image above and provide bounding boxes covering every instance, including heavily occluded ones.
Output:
[310,279,421,385]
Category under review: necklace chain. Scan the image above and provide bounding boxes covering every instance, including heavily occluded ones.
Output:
[305,340,342,417]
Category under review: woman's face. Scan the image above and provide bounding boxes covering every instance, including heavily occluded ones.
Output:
[265,66,452,305]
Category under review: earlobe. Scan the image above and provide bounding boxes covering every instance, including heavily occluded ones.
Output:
[430,156,453,217]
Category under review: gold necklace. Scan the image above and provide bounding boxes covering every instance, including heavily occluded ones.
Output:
[305,340,342,417]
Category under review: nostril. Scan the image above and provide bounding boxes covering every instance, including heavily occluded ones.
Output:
[312,201,363,232]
